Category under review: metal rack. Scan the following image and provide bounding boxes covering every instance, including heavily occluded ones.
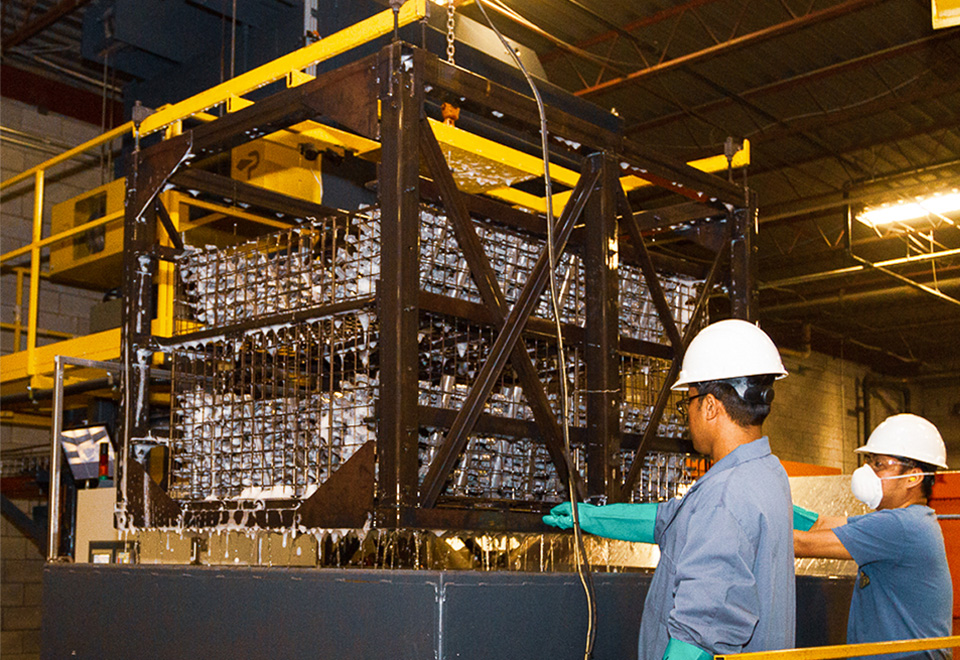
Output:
[119,41,755,533]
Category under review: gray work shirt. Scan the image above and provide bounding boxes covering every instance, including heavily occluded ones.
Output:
[638,436,796,658]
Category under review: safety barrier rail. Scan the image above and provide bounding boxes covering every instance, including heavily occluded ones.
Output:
[0,0,427,386]
[716,635,960,659]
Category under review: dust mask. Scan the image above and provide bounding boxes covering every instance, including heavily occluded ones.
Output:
[850,465,883,509]
[850,464,930,510]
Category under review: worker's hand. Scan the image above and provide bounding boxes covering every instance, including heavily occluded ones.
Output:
[542,502,658,543]
[663,638,712,660]
[542,501,582,529]
[792,504,820,531]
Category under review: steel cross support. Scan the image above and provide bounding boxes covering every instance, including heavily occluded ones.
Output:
[418,160,601,508]
[119,133,192,528]
[584,153,622,501]
[376,43,423,527]
[617,191,684,352]
[619,184,732,497]
[417,118,583,507]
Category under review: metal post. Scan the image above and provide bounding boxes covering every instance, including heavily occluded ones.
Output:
[730,188,758,321]
[376,43,422,525]
[47,355,65,560]
[584,154,621,501]
[14,268,24,352]
[27,170,44,376]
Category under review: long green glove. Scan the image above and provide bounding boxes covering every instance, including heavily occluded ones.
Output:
[542,502,658,543]
[663,639,712,660]
[793,504,819,531]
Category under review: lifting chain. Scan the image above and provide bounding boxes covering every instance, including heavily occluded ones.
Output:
[446,0,456,65]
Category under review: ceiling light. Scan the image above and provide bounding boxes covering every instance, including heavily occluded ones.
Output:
[857,190,960,227]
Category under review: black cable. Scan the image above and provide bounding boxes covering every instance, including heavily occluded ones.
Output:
[473,2,598,657]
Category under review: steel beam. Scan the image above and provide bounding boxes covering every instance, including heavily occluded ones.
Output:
[627,31,960,136]
[617,192,683,351]
[621,217,731,496]
[376,43,423,526]
[418,164,600,508]
[188,53,381,159]
[119,134,192,528]
[730,189,759,321]
[584,154,622,500]
[575,0,883,97]
[169,169,344,223]
[417,117,583,507]
[417,291,673,360]
[1,0,94,53]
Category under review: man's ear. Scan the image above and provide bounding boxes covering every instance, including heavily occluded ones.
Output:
[904,468,924,489]
[702,393,722,421]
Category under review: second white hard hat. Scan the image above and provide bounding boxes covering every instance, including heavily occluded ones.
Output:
[855,413,948,469]
[672,319,787,391]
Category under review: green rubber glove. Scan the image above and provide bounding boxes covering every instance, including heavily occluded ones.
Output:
[542,502,658,543]
[793,504,819,531]
[663,638,712,660]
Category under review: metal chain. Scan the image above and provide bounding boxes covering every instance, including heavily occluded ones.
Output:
[446,0,456,64]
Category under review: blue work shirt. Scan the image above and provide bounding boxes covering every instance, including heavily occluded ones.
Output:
[638,436,796,658]
[833,505,953,660]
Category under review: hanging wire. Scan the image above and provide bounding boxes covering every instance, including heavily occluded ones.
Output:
[475,1,597,657]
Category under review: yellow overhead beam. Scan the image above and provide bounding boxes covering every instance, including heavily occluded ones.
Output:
[483,139,751,215]
[0,0,427,192]
[136,0,428,138]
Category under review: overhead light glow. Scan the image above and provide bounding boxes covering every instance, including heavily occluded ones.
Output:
[858,190,960,227]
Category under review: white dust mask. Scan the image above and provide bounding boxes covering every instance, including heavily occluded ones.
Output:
[850,465,883,509]
[850,464,930,510]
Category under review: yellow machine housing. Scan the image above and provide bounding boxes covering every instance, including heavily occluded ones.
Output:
[230,137,323,205]
[49,178,125,289]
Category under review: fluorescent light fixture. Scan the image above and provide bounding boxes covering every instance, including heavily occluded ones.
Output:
[858,190,960,227]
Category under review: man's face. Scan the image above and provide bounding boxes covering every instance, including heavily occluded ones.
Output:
[864,453,919,506]
[684,387,711,456]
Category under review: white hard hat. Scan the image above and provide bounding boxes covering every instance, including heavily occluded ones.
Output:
[855,413,948,469]
[672,319,787,391]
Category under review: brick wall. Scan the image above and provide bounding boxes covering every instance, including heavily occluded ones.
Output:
[1,97,108,358]
[764,351,869,474]
[2,97,109,659]
[917,379,960,470]
[0,502,44,660]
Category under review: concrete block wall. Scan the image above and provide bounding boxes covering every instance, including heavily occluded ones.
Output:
[0,501,44,660]
[917,380,960,470]
[1,97,110,357]
[763,351,868,474]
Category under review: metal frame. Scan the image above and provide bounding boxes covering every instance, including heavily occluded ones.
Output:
[118,39,753,532]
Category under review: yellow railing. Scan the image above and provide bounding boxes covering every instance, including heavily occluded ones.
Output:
[716,635,960,659]
[0,0,427,387]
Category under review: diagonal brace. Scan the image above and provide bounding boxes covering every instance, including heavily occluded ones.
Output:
[418,121,586,505]
[620,191,732,496]
[155,198,184,251]
[418,123,599,507]
[616,191,683,351]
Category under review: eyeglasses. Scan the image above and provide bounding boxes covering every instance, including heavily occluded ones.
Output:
[864,456,913,472]
[676,393,708,416]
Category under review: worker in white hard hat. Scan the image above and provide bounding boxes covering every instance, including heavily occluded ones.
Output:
[545,319,795,659]
[794,414,953,660]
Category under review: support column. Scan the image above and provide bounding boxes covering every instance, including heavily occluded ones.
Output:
[584,154,621,501]
[730,188,759,321]
[376,43,422,526]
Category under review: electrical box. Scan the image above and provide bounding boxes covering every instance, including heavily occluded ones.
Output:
[75,486,120,563]
[49,178,125,289]
[230,137,323,205]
